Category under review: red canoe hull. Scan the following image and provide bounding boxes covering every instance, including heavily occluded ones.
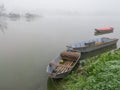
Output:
[95,27,113,33]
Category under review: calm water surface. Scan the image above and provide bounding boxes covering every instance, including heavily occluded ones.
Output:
[0,15,120,90]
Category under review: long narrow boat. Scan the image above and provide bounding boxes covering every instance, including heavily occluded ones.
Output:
[66,37,118,53]
[95,27,113,33]
[46,51,81,79]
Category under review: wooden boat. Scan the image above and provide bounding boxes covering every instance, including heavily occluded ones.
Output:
[66,37,118,53]
[95,27,113,33]
[46,51,81,79]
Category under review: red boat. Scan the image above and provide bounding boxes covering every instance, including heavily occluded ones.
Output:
[95,27,113,33]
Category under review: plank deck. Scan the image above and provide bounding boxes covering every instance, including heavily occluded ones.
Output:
[55,61,74,74]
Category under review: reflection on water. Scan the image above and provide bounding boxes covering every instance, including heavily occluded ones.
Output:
[0,14,41,33]
[47,44,117,90]
[0,17,7,33]
[94,31,113,36]
[47,78,59,90]
[8,17,20,21]
[25,17,37,22]
[47,76,69,90]
[25,13,41,22]
[8,13,21,21]
[81,44,117,59]
[0,13,41,22]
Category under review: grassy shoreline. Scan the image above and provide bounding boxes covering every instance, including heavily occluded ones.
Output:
[56,49,120,90]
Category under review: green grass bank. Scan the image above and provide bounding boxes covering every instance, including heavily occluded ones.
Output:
[59,49,120,90]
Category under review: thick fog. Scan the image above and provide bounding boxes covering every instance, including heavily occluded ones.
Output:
[0,0,120,13]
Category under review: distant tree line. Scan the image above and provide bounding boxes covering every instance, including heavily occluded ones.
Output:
[0,4,42,21]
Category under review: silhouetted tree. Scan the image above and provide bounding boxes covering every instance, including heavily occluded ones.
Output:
[0,4,6,16]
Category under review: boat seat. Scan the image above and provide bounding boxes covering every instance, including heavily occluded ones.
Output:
[49,62,72,69]
[95,42,103,45]
[60,51,80,61]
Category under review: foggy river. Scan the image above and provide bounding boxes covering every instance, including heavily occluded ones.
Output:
[0,15,120,90]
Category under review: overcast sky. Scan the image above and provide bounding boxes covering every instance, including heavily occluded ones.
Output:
[0,0,120,13]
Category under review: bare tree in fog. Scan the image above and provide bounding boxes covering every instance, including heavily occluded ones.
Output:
[0,4,6,16]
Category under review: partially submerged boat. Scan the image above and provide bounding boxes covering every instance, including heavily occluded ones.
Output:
[95,27,113,33]
[46,51,81,79]
[66,37,118,53]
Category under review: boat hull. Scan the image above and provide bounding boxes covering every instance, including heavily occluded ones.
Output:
[46,51,81,79]
[67,38,118,53]
[95,27,113,33]
[48,70,71,79]
[94,30,113,35]
[95,29,113,33]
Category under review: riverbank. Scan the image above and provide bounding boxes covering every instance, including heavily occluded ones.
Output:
[57,49,120,90]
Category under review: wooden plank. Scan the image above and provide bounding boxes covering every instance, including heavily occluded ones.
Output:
[50,62,72,68]
[51,61,74,74]
[63,61,74,73]
[61,62,71,72]
[60,62,70,72]
[56,61,69,74]
[56,61,70,74]
[59,61,73,73]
